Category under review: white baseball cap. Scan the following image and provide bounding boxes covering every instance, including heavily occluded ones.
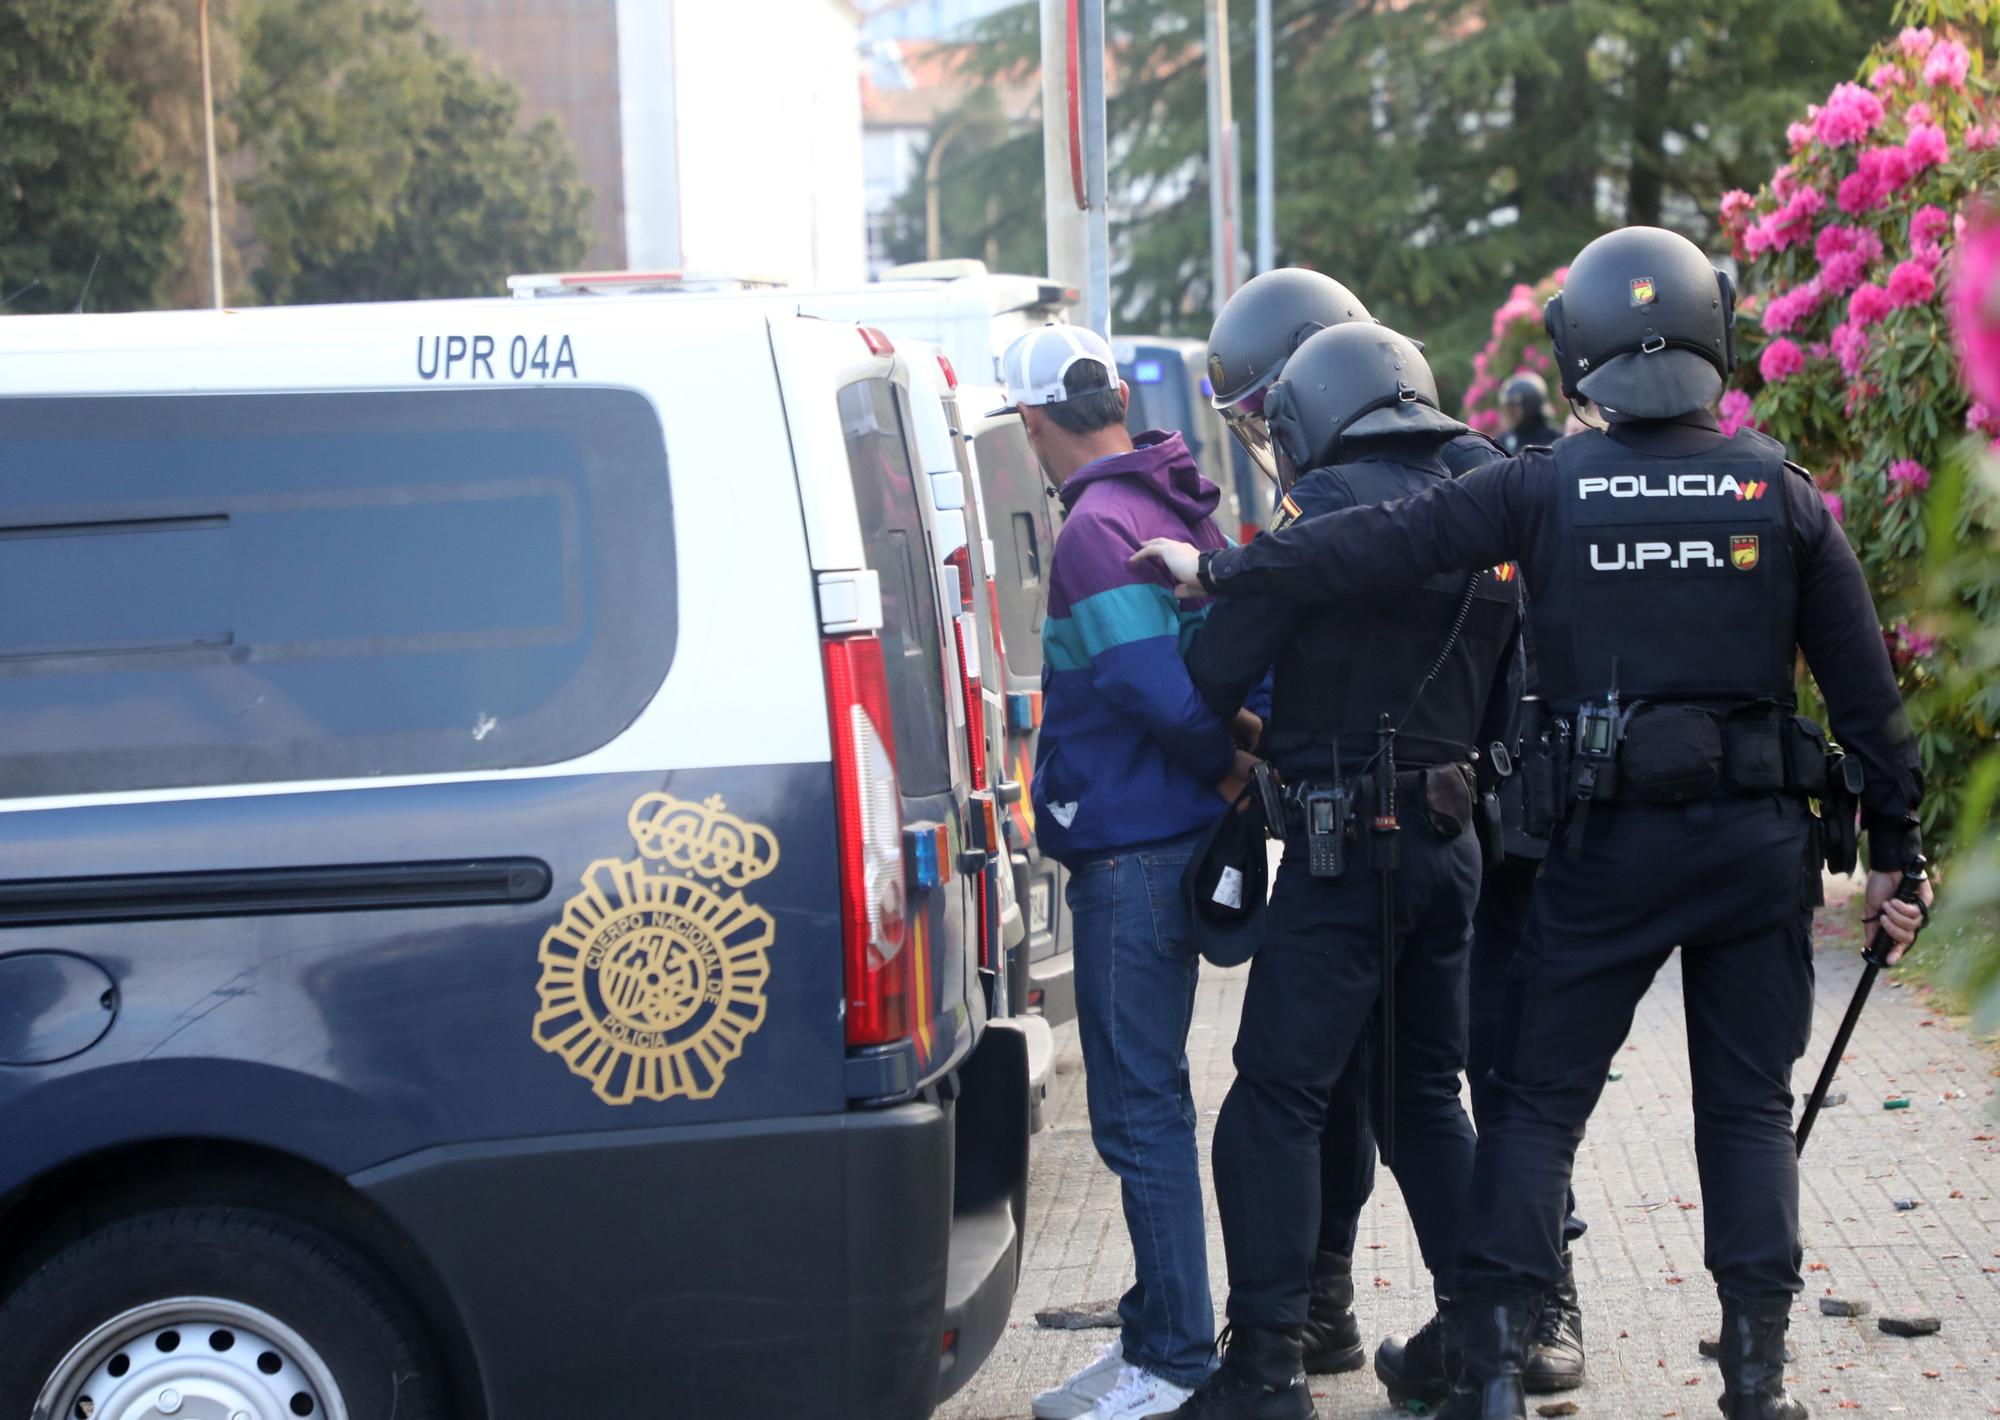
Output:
[987,323,1120,417]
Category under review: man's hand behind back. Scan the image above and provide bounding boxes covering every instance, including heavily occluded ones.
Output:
[1217,748,1259,806]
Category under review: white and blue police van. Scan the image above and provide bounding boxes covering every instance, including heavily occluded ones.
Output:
[0,288,1029,1419]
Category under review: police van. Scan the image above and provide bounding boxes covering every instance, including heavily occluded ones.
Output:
[788,260,1076,1028]
[1115,334,1276,543]
[0,292,1029,1419]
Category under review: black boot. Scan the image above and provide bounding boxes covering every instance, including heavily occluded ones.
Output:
[1301,1250,1365,1374]
[1168,1325,1313,1420]
[1434,1298,1534,1420]
[1373,1302,1459,1408]
[1523,1249,1586,1393]
[1716,1296,1808,1420]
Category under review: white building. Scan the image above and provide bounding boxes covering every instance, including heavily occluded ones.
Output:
[424,0,868,285]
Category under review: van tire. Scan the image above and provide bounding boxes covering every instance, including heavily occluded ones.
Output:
[0,1207,445,1420]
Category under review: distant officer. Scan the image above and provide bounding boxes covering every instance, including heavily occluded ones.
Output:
[1136,225,1931,1420]
[1498,372,1562,454]
[1206,271,1585,1407]
[1171,323,1521,1420]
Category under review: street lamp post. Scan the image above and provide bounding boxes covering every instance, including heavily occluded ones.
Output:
[198,0,224,309]
[1204,0,1239,312]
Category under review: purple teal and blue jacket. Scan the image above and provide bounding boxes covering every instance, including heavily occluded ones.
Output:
[1032,430,1239,865]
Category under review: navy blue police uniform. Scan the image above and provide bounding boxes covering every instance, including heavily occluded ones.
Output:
[1185,434,1521,1345]
[1194,410,1924,1403]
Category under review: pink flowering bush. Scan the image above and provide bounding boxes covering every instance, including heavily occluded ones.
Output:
[1460,268,1569,437]
[1721,0,2000,846]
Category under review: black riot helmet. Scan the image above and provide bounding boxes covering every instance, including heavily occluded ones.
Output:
[1262,323,1467,485]
[1206,267,1372,485]
[1500,371,1548,419]
[1543,226,1737,420]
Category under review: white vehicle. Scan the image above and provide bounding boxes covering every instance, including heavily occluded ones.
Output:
[775,260,1079,1027]
[0,293,1027,1418]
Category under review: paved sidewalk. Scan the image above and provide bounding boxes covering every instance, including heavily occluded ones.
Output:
[945,881,2000,1419]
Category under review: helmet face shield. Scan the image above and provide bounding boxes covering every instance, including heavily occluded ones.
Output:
[1218,377,1281,486]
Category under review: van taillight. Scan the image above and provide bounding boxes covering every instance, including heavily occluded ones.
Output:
[824,634,911,1047]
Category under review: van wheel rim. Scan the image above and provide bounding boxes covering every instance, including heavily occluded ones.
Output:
[35,1297,347,1420]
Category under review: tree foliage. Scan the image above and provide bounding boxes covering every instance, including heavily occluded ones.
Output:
[0,0,182,313]
[235,0,591,305]
[922,0,1894,394]
[1721,0,2000,849]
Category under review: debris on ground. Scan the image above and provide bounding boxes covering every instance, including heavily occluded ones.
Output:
[1033,1302,1121,1330]
[1607,1068,1624,1082]
[1818,1297,1870,1317]
[1536,1403,1580,1418]
[1893,1197,1923,1211]
[1877,1315,1942,1337]
[1883,1096,1911,1110]
[1820,1091,1848,1108]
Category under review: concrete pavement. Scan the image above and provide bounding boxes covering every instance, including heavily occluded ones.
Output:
[944,880,2000,1418]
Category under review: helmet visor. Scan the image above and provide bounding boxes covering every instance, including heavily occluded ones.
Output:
[1219,381,1281,487]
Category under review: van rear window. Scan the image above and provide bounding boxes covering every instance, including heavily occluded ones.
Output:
[972,425,1049,678]
[0,388,674,797]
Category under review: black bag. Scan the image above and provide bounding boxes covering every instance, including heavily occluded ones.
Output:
[1620,704,1724,804]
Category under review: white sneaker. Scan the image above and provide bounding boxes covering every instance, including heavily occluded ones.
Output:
[1084,1364,1196,1420]
[1033,1340,1126,1419]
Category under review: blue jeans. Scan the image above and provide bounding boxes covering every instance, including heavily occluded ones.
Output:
[1066,831,1215,1388]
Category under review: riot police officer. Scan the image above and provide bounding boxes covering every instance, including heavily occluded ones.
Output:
[1498,373,1563,454]
[1204,266,1380,1383]
[1170,323,1521,1420]
[1206,271,1587,1408]
[1135,225,1932,1420]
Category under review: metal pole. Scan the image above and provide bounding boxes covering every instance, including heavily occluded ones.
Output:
[1254,0,1275,273]
[1204,0,1239,314]
[1078,0,1110,338]
[1041,0,1087,311]
[198,0,225,309]
[925,117,970,262]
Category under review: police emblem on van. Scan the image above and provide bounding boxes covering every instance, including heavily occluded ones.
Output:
[1731,535,1760,570]
[533,793,777,1104]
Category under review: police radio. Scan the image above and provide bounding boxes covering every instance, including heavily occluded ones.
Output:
[1304,784,1351,878]
[1565,660,1625,848]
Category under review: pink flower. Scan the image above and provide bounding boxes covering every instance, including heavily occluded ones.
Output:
[1969,124,1998,153]
[1473,350,1490,376]
[1913,241,1945,271]
[1720,188,1757,232]
[1744,220,1774,256]
[1759,338,1807,382]
[1911,204,1952,248]
[1837,171,1883,215]
[1899,26,1936,58]
[1905,101,1935,127]
[1888,259,1936,308]
[1820,250,1869,294]
[1905,122,1949,170]
[1951,215,2000,411]
[1888,458,1931,492]
[1862,143,1919,193]
[1815,223,1882,267]
[1832,319,1871,379]
[1717,389,1758,437]
[1809,341,1830,361]
[1762,282,1824,334]
[1848,283,1893,326]
[1771,165,1799,203]
[1813,82,1885,147]
[1968,401,2000,435]
[1787,121,1814,153]
[1924,38,1971,90]
[1823,491,1844,523]
[1870,62,1904,91]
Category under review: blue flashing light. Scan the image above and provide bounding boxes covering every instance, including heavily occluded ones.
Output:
[1133,359,1165,384]
[905,822,943,890]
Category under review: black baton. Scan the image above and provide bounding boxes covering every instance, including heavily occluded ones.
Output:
[1795,857,1929,1155]
[1374,714,1401,1169]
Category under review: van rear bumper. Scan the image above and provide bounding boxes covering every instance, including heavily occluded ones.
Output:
[355,1037,1027,1420]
